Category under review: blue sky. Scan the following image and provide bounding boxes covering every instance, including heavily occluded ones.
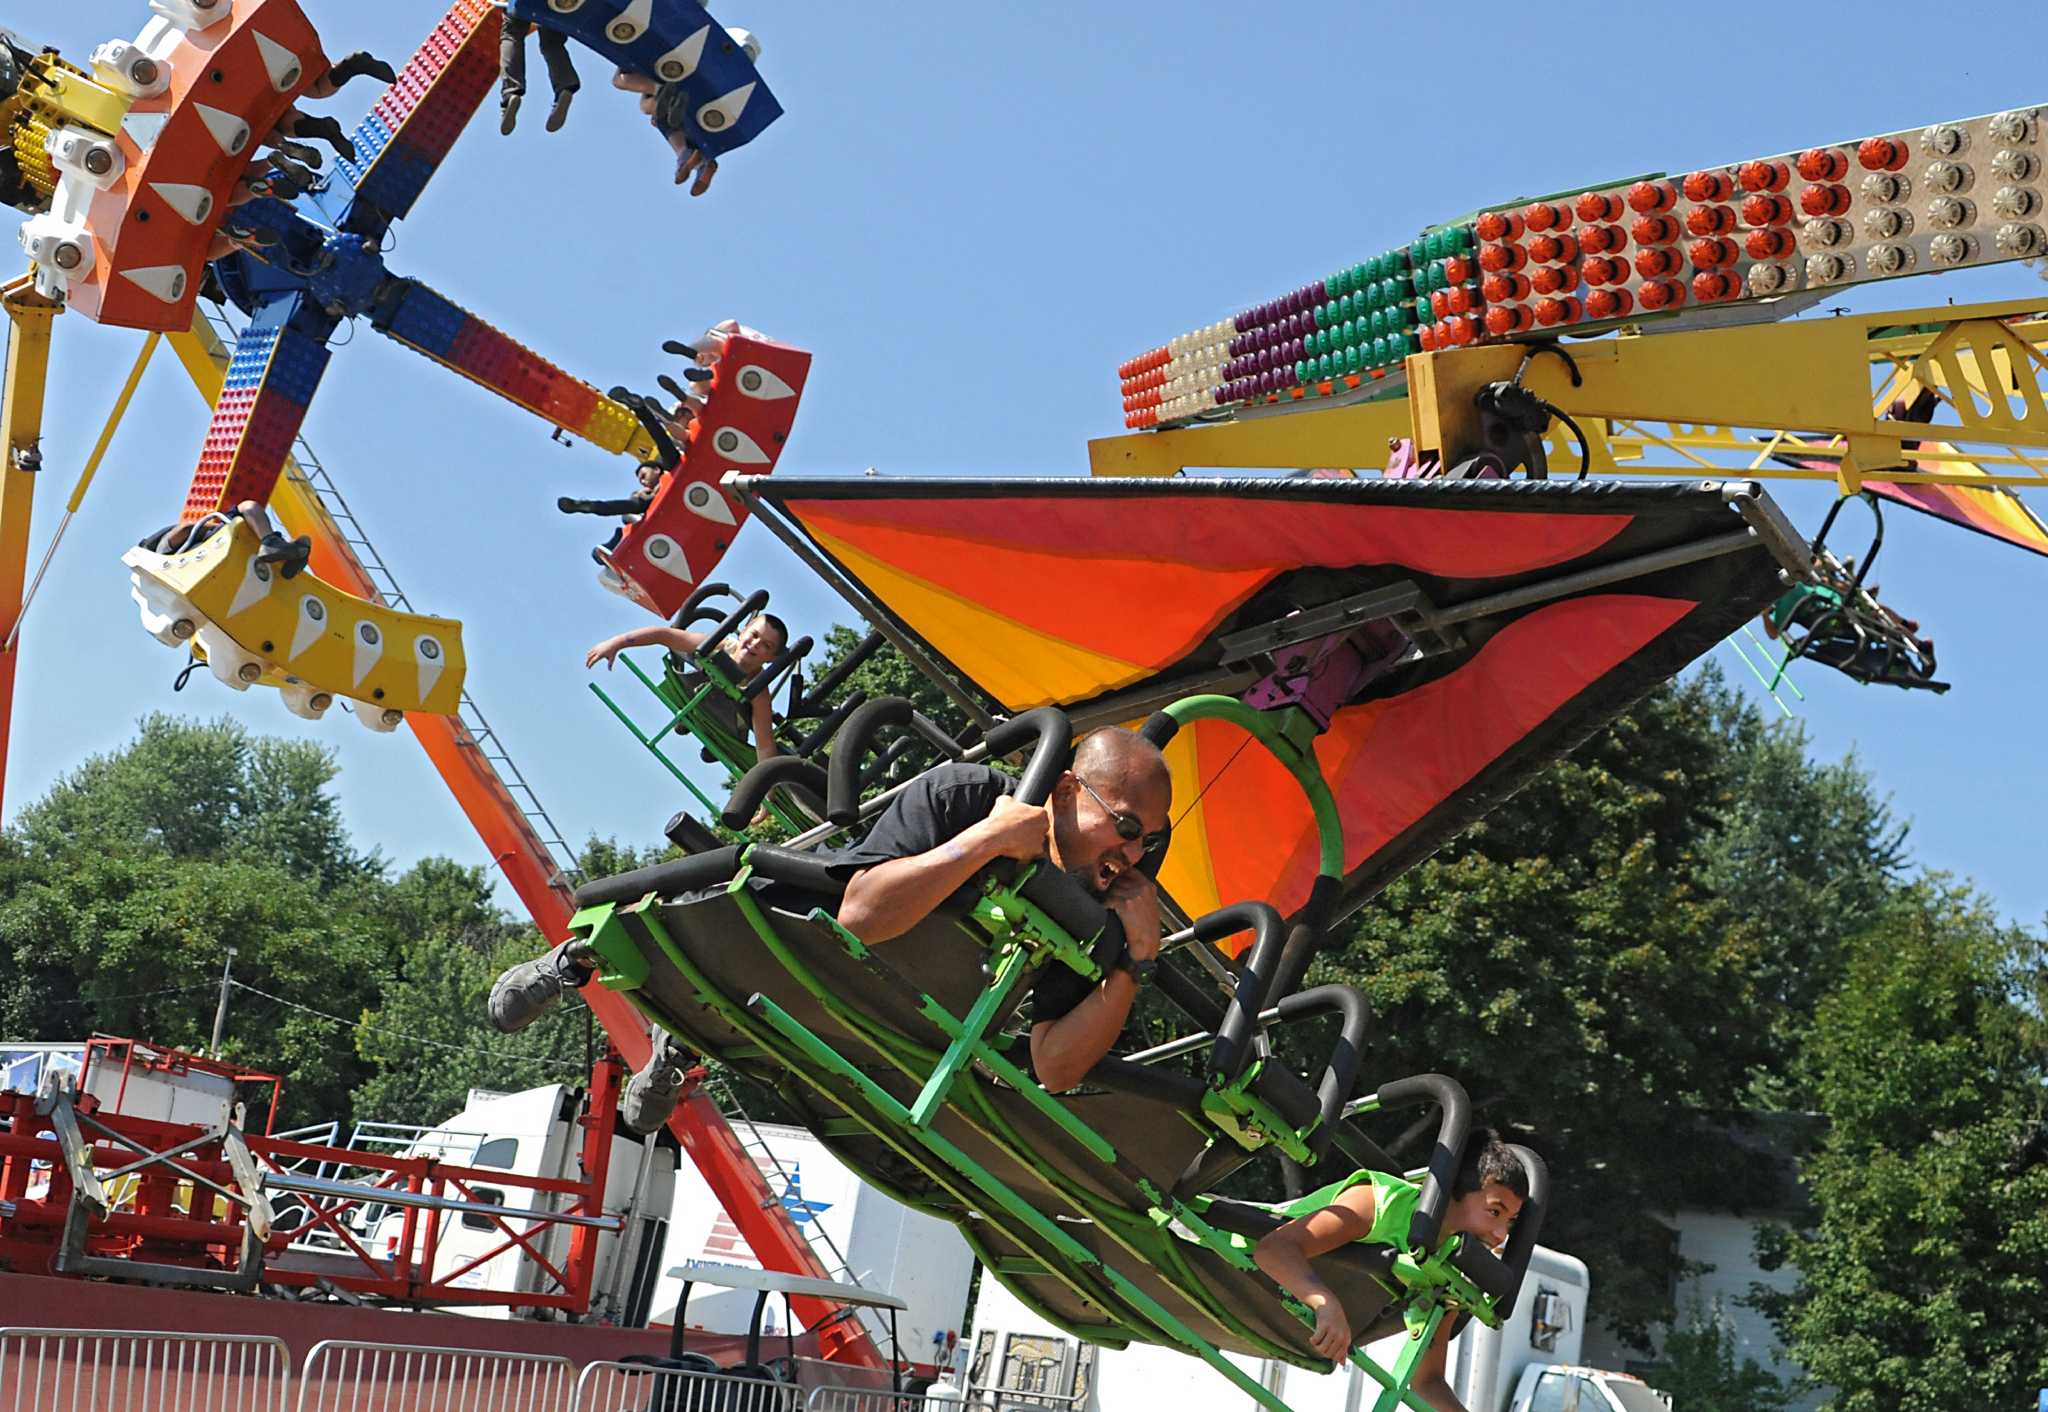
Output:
[11,3,2048,924]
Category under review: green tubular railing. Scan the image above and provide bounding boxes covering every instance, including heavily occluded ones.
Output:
[586,649,815,834]
[1160,694,1345,882]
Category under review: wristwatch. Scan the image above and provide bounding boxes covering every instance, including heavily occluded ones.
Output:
[1113,953,1157,985]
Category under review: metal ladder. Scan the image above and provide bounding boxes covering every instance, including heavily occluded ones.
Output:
[202,308,583,886]
[708,1076,889,1342]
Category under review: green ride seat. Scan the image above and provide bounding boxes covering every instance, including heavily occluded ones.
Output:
[569,847,1545,1375]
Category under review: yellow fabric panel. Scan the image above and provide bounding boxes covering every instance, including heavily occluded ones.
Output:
[813,527,1148,709]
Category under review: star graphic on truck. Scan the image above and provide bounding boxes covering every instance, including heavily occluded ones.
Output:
[777,1164,832,1228]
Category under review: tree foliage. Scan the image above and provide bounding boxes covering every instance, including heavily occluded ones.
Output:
[1308,675,1800,1342]
[1759,885,2048,1408]
[1652,1297,1796,1412]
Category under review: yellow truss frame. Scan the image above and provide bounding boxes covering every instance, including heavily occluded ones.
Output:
[1089,297,2048,496]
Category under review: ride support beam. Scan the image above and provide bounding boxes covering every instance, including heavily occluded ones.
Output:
[1088,298,2048,493]
[0,277,59,816]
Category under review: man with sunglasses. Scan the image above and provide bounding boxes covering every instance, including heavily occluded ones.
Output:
[836,728,1173,1093]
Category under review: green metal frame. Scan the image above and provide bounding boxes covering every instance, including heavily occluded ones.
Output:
[587,648,815,833]
[572,854,1502,1412]
[1161,694,1346,881]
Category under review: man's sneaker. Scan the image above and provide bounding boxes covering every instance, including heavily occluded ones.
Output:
[623,1032,693,1135]
[487,940,593,1034]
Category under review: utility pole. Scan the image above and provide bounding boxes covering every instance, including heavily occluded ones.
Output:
[209,947,238,1057]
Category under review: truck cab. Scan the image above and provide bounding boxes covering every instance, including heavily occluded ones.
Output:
[1506,1364,1672,1412]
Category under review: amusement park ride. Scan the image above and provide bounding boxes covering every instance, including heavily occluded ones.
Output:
[3,1,2047,1409]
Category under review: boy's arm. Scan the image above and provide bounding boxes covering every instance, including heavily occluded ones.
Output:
[1253,1184,1377,1361]
[586,626,704,670]
[1409,1321,1467,1412]
[749,691,779,762]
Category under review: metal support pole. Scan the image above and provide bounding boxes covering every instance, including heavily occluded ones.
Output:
[0,278,60,817]
[210,948,238,1057]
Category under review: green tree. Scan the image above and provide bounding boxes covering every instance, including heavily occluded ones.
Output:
[348,931,592,1126]
[805,623,979,746]
[0,716,397,1123]
[1653,1297,1796,1411]
[1761,885,2048,1409]
[1694,682,1907,1089]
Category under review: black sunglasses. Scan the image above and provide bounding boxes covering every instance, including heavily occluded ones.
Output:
[1075,776,1170,857]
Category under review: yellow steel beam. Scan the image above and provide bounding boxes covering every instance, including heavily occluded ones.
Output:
[1088,298,2048,494]
[0,275,61,814]
[1088,393,1413,478]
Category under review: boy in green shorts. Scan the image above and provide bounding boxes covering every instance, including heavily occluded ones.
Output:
[1254,1128,1529,1409]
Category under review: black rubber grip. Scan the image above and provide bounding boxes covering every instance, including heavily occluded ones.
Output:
[1015,865,1126,965]
[825,698,967,823]
[741,635,811,702]
[721,757,829,831]
[698,588,769,657]
[742,844,845,896]
[573,846,743,907]
[792,627,885,716]
[1084,1056,1206,1109]
[1274,984,1372,1152]
[1199,901,1288,1083]
[793,689,864,756]
[979,707,1073,807]
[1138,710,1179,749]
[826,698,919,823]
[1374,1073,1471,1255]
[670,582,734,629]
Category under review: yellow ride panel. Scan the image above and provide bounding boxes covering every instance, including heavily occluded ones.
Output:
[121,519,465,730]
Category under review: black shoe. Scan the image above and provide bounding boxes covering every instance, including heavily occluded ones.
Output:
[326,52,398,90]
[255,531,313,579]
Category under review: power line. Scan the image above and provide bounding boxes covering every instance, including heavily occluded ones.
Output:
[227,979,583,1071]
[37,984,218,1010]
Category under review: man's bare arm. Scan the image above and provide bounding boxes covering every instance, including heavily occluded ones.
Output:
[1028,975,1139,1093]
[838,797,1046,944]
[1028,871,1162,1092]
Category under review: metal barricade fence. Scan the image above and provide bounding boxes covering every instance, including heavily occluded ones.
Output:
[294,1340,574,1412]
[574,1361,804,1412]
[0,1327,292,1411]
[804,1388,985,1412]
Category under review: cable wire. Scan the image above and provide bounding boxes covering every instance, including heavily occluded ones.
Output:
[227,979,583,1070]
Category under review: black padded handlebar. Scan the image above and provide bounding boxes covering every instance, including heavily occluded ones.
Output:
[1273,985,1371,1152]
[1492,1144,1548,1309]
[721,757,829,831]
[742,635,812,702]
[671,582,736,629]
[573,846,743,907]
[791,627,886,718]
[698,588,769,658]
[742,843,846,896]
[1200,902,1288,1084]
[793,690,865,759]
[1015,864,1127,967]
[978,706,1073,807]
[825,698,969,824]
[1373,1073,1472,1256]
[1138,710,1179,749]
